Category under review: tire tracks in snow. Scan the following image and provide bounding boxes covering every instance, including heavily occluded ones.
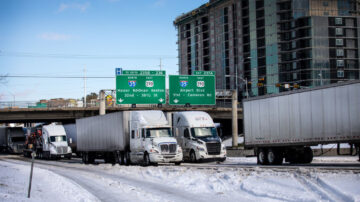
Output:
[293,170,354,202]
[3,159,206,202]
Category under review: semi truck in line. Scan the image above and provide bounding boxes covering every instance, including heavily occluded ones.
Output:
[63,123,78,156]
[172,111,226,162]
[243,81,360,165]
[76,110,183,166]
[0,127,26,153]
[23,124,72,159]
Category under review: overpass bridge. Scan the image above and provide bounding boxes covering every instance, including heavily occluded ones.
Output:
[0,106,243,123]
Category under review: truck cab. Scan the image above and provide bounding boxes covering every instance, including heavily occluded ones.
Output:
[41,124,72,159]
[172,111,226,162]
[128,111,183,165]
[6,127,26,153]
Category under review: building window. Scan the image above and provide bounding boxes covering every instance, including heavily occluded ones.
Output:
[323,1,328,6]
[336,39,343,46]
[336,49,344,57]
[337,70,344,78]
[335,18,343,25]
[335,28,343,36]
[337,60,344,67]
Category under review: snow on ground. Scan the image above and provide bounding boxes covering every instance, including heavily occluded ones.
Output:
[0,160,99,202]
[223,136,244,147]
[1,156,360,202]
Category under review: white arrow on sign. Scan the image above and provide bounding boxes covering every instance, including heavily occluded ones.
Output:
[173,99,179,103]
[159,98,164,103]
[118,98,124,103]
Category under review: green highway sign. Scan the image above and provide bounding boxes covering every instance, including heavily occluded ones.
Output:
[169,75,216,105]
[116,70,166,105]
[193,71,216,76]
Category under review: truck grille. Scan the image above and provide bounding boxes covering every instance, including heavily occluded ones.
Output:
[206,142,221,155]
[56,146,68,154]
[160,143,177,154]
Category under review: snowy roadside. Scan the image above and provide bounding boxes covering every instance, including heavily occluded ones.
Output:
[1,157,360,202]
[0,160,99,202]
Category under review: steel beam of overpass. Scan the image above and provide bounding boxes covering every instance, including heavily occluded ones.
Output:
[0,107,243,123]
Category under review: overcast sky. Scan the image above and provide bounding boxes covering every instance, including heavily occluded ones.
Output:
[0,0,207,102]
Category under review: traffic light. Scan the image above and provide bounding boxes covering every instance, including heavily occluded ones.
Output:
[275,83,281,87]
[259,77,265,81]
[257,83,264,87]
[294,84,300,89]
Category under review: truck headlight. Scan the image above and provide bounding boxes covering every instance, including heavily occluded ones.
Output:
[177,146,182,153]
[222,144,226,151]
[150,148,160,153]
[196,146,205,151]
[67,146,72,153]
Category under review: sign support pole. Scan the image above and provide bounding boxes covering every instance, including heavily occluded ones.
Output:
[232,90,238,148]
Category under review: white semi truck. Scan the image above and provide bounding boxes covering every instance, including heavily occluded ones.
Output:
[23,124,72,159]
[172,111,226,162]
[243,81,360,165]
[0,127,26,153]
[76,110,183,166]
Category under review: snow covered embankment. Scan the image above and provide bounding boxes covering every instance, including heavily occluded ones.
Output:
[0,160,99,202]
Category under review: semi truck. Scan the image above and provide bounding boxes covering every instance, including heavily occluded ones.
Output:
[23,124,72,159]
[63,123,78,156]
[76,110,183,166]
[243,81,360,165]
[172,111,226,162]
[0,127,26,153]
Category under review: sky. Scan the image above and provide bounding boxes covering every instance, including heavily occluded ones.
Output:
[0,0,208,102]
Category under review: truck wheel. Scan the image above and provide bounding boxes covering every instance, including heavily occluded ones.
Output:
[117,152,124,165]
[124,151,130,166]
[302,147,313,164]
[190,150,197,163]
[143,153,150,166]
[175,162,181,166]
[257,148,268,165]
[82,153,88,164]
[267,148,283,165]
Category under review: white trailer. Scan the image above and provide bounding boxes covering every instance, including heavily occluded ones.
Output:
[243,81,360,165]
[76,111,183,166]
[172,111,226,162]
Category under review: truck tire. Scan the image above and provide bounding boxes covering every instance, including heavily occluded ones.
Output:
[88,153,95,164]
[257,148,268,165]
[124,151,130,166]
[267,148,283,165]
[82,153,89,164]
[143,153,150,166]
[117,152,124,165]
[175,162,181,166]
[190,150,197,163]
[302,147,313,164]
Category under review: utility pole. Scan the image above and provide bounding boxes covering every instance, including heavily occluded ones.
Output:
[159,58,162,71]
[83,66,87,108]
[232,90,238,148]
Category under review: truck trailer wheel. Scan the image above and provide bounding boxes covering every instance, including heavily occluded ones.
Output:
[124,151,130,166]
[82,153,89,164]
[257,148,268,165]
[302,147,313,164]
[267,148,283,165]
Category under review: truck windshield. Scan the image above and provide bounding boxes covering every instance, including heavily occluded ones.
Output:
[50,136,67,142]
[191,127,218,138]
[146,128,173,138]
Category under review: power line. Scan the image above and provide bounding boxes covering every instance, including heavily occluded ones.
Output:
[0,51,177,59]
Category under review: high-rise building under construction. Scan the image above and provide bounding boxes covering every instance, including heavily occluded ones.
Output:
[174,0,360,97]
